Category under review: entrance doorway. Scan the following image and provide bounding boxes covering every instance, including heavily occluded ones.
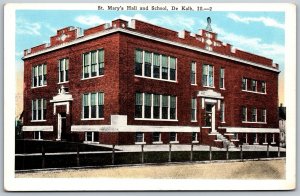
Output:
[205,103,216,132]
[57,112,66,141]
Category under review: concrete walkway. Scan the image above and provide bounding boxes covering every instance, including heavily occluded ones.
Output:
[98,144,286,152]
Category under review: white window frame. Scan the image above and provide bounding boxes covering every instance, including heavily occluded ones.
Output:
[82,49,104,80]
[242,78,247,91]
[252,108,257,122]
[58,58,69,83]
[81,92,104,120]
[134,49,177,82]
[31,64,47,88]
[192,132,199,143]
[220,102,225,123]
[169,132,179,143]
[31,98,47,122]
[203,64,214,88]
[135,132,145,144]
[220,68,225,89]
[84,132,99,144]
[191,98,197,122]
[242,106,247,122]
[262,109,267,123]
[135,93,178,121]
[261,81,267,93]
[152,132,162,144]
[191,61,197,85]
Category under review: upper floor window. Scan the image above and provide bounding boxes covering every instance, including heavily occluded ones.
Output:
[242,78,247,90]
[262,109,267,122]
[134,49,177,82]
[191,98,197,121]
[261,81,266,93]
[59,58,69,83]
[82,92,104,119]
[32,99,47,121]
[251,108,257,122]
[220,102,225,122]
[202,64,214,87]
[83,49,104,79]
[220,68,225,89]
[242,106,247,122]
[190,62,196,85]
[251,80,257,91]
[32,64,47,87]
[135,92,177,120]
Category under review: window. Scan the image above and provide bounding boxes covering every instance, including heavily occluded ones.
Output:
[242,78,247,90]
[169,57,176,81]
[153,132,161,142]
[191,62,196,85]
[135,93,143,118]
[82,92,104,119]
[135,50,143,75]
[191,98,197,121]
[134,49,176,81]
[32,64,47,87]
[251,80,257,91]
[32,99,47,121]
[205,104,213,126]
[220,68,225,89]
[202,64,214,87]
[162,95,169,119]
[144,51,152,77]
[170,132,177,142]
[153,94,160,119]
[161,55,168,80]
[220,102,225,122]
[251,108,257,122]
[262,109,267,122]
[261,81,266,93]
[192,132,197,141]
[135,132,144,143]
[135,93,177,120]
[59,58,69,83]
[85,132,99,143]
[153,53,160,78]
[144,93,152,118]
[242,106,247,122]
[170,96,176,119]
[82,49,104,79]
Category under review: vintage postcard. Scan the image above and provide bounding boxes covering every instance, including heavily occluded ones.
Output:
[4,2,296,191]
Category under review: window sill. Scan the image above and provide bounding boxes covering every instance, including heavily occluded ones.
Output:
[57,81,69,84]
[134,75,177,83]
[31,85,47,89]
[242,90,266,95]
[192,141,199,144]
[231,139,239,142]
[203,86,215,89]
[81,75,104,80]
[152,141,163,144]
[202,126,211,129]
[191,120,197,122]
[81,118,104,121]
[271,142,276,145]
[253,143,259,145]
[134,118,178,122]
[135,142,146,145]
[263,142,268,145]
[220,88,226,90]
[221,121,226,123]
[31,120,47,122]
[191,84,197,86]
[242,121,267,124]
[83,141,99,144]
[169,141,179,144]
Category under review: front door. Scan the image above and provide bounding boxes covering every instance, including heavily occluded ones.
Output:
[205,103,216,133]
[57,112,66,141]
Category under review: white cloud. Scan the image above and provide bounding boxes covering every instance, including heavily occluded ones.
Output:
[44,23,57,33]
[227,13,284,29]
[119,14,151,23]
[75,15,107,26]
[16,18,41,36]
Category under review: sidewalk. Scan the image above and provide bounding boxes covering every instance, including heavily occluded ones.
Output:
[98,144,286,152]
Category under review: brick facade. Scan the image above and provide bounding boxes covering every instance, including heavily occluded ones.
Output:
[22,19,280,147]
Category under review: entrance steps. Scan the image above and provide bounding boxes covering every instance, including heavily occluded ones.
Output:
[215,132,236,148]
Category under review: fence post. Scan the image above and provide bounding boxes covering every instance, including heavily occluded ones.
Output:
[278,143,281,157]
[41,143,45,169]
[240,145,243,161]
[267,144,270,158]
[168,143,172,162]
[141,144,144,164]
[76,144,80,167]
[226,145,229,160]
[209,145,212,161]
[112,144,115,165]
[190,143,194,162]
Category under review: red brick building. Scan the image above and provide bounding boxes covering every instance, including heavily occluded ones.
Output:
[22,18,280,147]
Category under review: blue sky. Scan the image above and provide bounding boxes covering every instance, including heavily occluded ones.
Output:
[15,10,285,116]
[15,10,285,71]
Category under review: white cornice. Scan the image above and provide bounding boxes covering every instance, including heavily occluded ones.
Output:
[23,28,280,73]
